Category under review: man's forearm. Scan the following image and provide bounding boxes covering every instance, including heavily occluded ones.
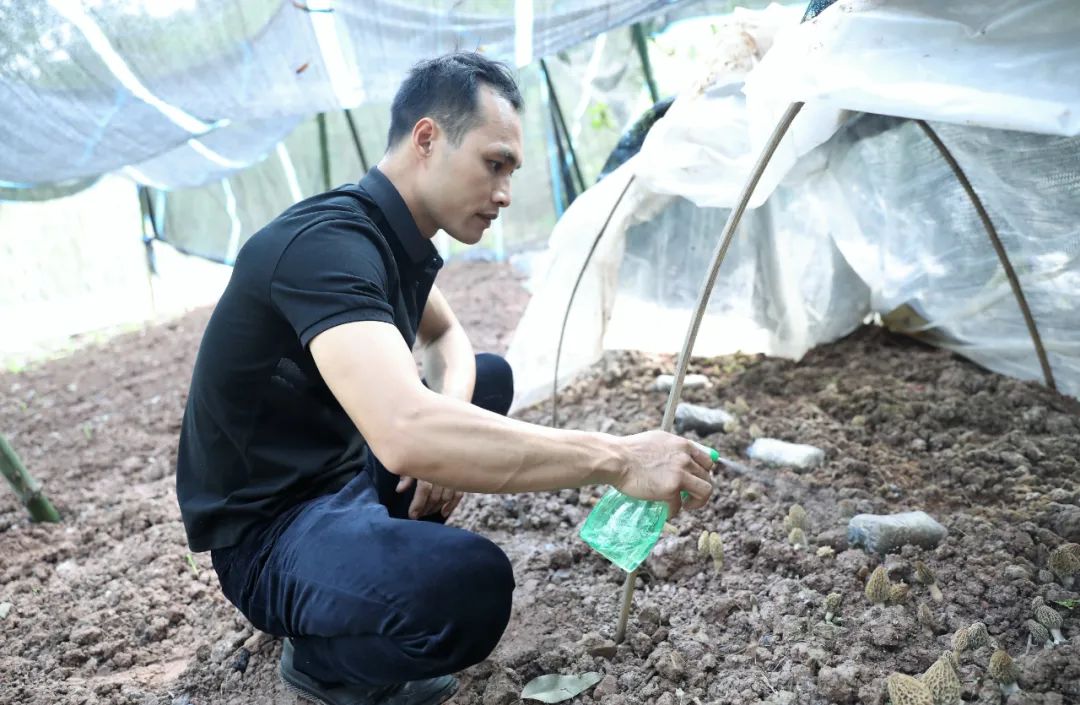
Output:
[421,323,475,402]
[383,388,627,495]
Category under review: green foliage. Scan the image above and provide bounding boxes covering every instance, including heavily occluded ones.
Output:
[587,102,616,131]
[1054,599,1079,610]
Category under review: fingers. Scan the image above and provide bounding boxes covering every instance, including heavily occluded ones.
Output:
[685,441,717,474]
[396,475,415,493]
[409,481,433,519]
[665,493,683,521]
[408,480,463,519]
[679,473,714,511]
[442,491,465,518]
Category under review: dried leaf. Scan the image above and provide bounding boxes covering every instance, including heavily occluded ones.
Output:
[521,672,604,703]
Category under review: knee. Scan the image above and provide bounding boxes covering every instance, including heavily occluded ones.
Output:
[473,353,514,416]
[410,533,514,665]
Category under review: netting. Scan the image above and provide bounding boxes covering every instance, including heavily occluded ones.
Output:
[1,1,761,262]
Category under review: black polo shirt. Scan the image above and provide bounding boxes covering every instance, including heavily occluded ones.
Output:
[176,167,443,552]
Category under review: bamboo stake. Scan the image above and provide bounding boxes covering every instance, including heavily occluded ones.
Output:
[614,102,804,644]
[0,434,60,522]
[916,120,1056,391]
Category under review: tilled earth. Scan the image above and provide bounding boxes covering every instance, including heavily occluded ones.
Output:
[2,261,1078,705]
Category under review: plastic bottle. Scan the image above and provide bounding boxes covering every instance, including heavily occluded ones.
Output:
[579,445,720,572]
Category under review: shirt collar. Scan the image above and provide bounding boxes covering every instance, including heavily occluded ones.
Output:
[359,166,436,265]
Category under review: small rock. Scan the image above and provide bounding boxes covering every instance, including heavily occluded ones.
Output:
[593,674,618,700]
[817,529,848,552]
[481,668,519,705]
[579,631,617,659]
[629,630,654,658]
[765,691,797,705]
[1047,503,1080,542]
[111,651,134,668]
[847,511,947,554]
[0,602,11,619]
[654,374,710,392]
[70,625,103,646]
[548,547,573,569]
[231,648,250,674]
[673,403,736,435]
[653,647,686,681]
[1004,565,1030,581]
[656,693,676,705]
[645,536,696,580]
[817,662,860,704]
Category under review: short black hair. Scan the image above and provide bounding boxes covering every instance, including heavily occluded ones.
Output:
[387,52,523,149]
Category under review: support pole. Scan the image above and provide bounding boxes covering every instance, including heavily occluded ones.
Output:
[1,434,60,523]
[316,112,332,191]
[540,58,587,194]
[916,120,1057,391]
[631,24,660,104]
[343,109,369,172]
[614,102,805,644]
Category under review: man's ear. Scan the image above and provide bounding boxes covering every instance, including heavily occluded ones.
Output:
[412,117,437,158]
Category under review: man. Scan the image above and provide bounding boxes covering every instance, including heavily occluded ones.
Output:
[176,52,715,705]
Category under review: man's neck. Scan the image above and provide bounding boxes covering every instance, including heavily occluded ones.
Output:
[375,156,437,238]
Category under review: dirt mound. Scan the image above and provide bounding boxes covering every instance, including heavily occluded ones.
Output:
[2,264,1077,704]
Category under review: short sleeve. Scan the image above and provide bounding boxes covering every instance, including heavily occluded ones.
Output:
[270,219,396,347]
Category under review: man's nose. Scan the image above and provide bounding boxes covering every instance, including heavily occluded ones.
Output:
[493,183,511,208]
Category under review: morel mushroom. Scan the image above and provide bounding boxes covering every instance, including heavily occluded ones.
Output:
[1048,544,1080,588]
[1032,596,1067,644]
[920,653,961,705]
[988,649,1020,696]
[1025,619,1053,649]
[914,560,943,602]
[886,673,933,705]
[823,592,842,624]
[865,565,891,605]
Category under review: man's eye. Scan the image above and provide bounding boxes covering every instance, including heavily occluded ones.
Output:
[489,161,502,172]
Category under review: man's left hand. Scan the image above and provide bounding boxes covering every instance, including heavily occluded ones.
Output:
[396,475,465,520]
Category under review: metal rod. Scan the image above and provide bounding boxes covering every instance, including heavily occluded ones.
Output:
[316,112,332,191]
[916,120,1057,391]
[551,174,636,427]
[343,109,369,172]
[615,102,805,643]
[631,24,660,104]
[540,58,587,194]
[0,434,60,523]
[549,104,578,206]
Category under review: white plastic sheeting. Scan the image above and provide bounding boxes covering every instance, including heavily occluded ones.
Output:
[507,0,1080,411]
[745,0,1080,139]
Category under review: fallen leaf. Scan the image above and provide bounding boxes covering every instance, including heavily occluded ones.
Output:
[521,672,603,703]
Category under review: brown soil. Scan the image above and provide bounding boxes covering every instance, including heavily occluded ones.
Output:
[2,261,1078,705]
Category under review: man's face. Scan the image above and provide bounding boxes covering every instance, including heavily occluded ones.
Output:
[424,86,524,245]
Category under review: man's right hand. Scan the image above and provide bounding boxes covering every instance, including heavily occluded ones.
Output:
[610,430,716,518]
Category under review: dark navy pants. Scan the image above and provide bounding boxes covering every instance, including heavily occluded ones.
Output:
[211,353,515,686]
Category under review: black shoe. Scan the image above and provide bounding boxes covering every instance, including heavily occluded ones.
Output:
[278,638,459,705]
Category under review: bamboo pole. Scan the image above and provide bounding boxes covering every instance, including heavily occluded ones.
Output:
[0,434,60,522]
[614,102,805,644]
[631,24,660,104]
[316,112,332,191]
[916,120,1057,391]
